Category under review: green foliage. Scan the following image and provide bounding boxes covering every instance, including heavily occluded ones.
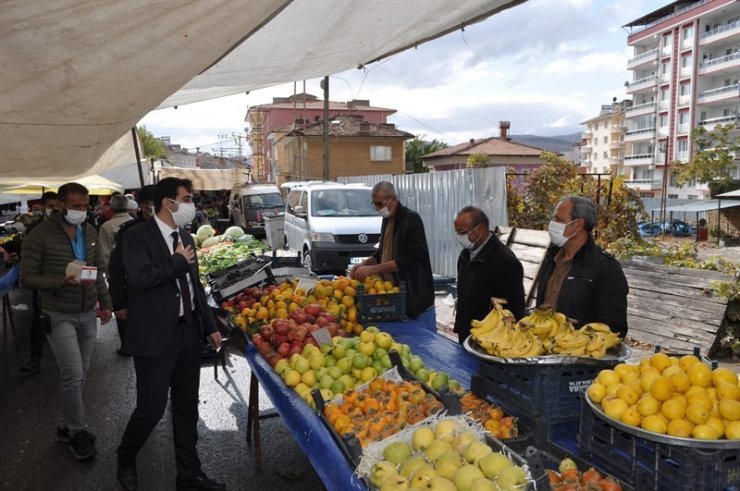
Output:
[506,152,645,245]
[138,125,166,158]
[466,152,491,168]
[405,136,447,173]
[673,124,739,187]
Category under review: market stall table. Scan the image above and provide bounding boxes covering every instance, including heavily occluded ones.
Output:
[243,317,478,491]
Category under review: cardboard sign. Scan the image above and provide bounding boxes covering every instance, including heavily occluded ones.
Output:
[296,277,318,294]
[311,327,332,346]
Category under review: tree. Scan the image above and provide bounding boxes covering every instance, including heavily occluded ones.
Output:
[466,152,491,168]
[673,123,740,189]
[405,136,447,173]
[137,125,166,158]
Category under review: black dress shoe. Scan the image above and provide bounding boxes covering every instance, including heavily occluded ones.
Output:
[117,453,137,491]
[176,471,226,491]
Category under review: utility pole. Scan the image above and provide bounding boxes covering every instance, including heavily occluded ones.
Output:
[321,75,330,180]
[659,143,670,229]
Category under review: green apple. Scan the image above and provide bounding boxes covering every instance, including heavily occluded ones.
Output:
[327,366,342,379]
[463,441,492,465]
[401,344,411,356]
[409,466,437,489]
[390,342,403,354]
[309,354,326,370]
[382,441,412,466]
[319,375,334,390]
[478,452,512,480]
[372,360,384,374]
[290,353,302,369]
[434,451,463,479]
[360,330,375,343]
[274,359,289,374]
[415,368,430,383]
[329,379,345,395]
[315,367,328,380]
[319,388,334,402]
[336,357,353,374]
[352,353,370,370]
[332,344,346,360]
[339,374,356,389]
[358,341,376,357]
[431,372,449,391]
[411,426,434,451]
[453,465,485,491]
[366,325,380,334]
[373,347,388,361]
[294,356,310,375]
[375,332,393,349]
[495,466,526,491]
[370,460,398,488]
[345,349,357,359]
[381,354,392,369]
[409,355,424,372]
[325,356,336,367]
[428,476,458,491]
[351,367,362,380]
[320,343,333,355]
[300,369,317,387]
[425,440,453,461]
[400,455,427,477]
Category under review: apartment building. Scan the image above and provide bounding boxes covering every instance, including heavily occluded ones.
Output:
[624,0,740,199]
[580,100,629,177]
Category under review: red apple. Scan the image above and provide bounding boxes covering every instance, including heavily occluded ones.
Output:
[305,337,318,347]
[305,304,323,317]
[287,330,297,342]
[337,329,347,337]
[305,314,316,324]
[326,324,339,337]
[277,343,291,357]
[290,311,307,324]
[260,324,274,340]
[274,334,288,347]
[294,326,307,342]
[315,316,329,328]
[267,353,282,366]
[307,324,319,334]
[289,345,303,356]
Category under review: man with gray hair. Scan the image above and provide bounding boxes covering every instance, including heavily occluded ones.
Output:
[99,194,133,278]
[536,196,629,336]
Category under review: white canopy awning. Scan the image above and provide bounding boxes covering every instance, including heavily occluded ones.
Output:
[157,167,249,191]
[1,0,523,180]
[716,189,740,198]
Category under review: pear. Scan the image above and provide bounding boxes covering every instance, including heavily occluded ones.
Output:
[409,465,437,489]
[453,464,486,491]
[495,465,527,491]
[400,456,428,477]
[379,475,410,491]
[425,440,453,462]
[433,451,463,479]
[383,441,412,466]
[477,452,513,479]
[411,427,435,451]
[452,432,478,454]
[470,478,498,491]
[371,460,399,488]
[426,476,457,491]
[434,419,458,443]
[462,440,492,465]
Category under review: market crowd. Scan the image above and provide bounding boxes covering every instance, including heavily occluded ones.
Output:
[0,178,628,491]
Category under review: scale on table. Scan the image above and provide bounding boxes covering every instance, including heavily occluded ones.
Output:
[208,256,274,303]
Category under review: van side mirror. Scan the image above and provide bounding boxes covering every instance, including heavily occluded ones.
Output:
[294,205,307,217]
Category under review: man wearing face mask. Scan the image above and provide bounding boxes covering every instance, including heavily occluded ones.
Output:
[453,206,525,344]
[20,182,112,460]
[116,178,224,491]
[536,196,628,337]
[350,181,435,323]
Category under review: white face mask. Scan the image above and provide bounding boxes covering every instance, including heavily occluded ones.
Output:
[44,208,54,217]
[169,200,196,227]
[548,219,576,247]
[64,209,87,226]
[378,206,391,219]
[456,232,475,250]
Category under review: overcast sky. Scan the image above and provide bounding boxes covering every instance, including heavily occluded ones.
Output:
[140,0,667,156]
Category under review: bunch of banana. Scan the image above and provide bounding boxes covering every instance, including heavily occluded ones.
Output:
[517,305,568,341]
[579,322,621,357]
[469,297,512,337]
[472,313,545,358]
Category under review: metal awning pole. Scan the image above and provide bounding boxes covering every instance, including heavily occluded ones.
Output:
[132,127,145,188]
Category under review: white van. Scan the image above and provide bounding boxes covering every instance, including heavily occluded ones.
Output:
[230,184,285,238]
[284,182,381,272]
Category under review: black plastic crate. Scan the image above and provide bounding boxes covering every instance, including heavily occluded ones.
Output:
[355,282,406,322]
[578,397,740,491]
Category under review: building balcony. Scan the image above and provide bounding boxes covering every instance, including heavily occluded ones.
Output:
[700,21,740,47]
[624,154,654,166]
[628,48,659,69]
[624,128,656,142]
[676,151,690,162]
[625,101,656,117]
[625,75,658,94]
[680,66,693,78]
[681,38,694,50]
[582,131,592,138]
[625,179,661,190]
[676,123,691,135]
[678,94,692,106]
[699,52,740,75]
[697,84,740,104]
[658,100,670,111]
[660,73,671,84]
[629,0,707,35]
[662,45,672,56]
[699,114,740,130]
[610,141,625,150]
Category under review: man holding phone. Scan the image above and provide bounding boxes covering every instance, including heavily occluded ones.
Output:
[20,182,112,461]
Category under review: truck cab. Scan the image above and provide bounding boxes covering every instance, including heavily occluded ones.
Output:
[229,184,285,238]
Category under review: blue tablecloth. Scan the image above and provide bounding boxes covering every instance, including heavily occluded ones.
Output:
[244,313,478,490]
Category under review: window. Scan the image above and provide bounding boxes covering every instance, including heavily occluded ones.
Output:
[680,84,691,95]
[668,194,679,199]
[681,55,692,67]
[594,153,598,160]
[683,26,693,40]
[659,115,668,128]
[603,136,608,144]
[678,139,689,152]
[660,88,669,101]
[661,61,671,75]
[679,112,689,124]
[663,35,671,47]
[370,145,392,161]
[603,151,608,159]
[670,173,678,186]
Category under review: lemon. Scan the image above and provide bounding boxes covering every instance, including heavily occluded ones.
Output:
[603,398,629,420]
[641,415,667,434]
[706,387,717,400]
[687,393,714,412]
[662,365,682,379]
[685,403,710,425]
[620,406,642,427]
[666,418,692,438]
[606,383,623,399]
[640,371,661,393]
[667,370,691,393]
[621,372,641,386]
[650,376,674,402]
[684,386,707,399]
[617,385,640,406]
[661,398,686,420]
[712,367,739,387]
[284,369,301,387]
[678,354,700,373]
[716,382,740,401]
[719,399,740,421]
[650,353,673,373]
[706,416,725,436]
[598,369,620,387]
[614,363,633,380]
[637,394,661,416]
[692,424,721,440]
[671,395,688,407]
[687,363,712,388]
[587,383,607,403]
[725,421,740,440]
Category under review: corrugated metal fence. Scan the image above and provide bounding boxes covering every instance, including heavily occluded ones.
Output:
[338,167,507,277]
[641,197,702,222]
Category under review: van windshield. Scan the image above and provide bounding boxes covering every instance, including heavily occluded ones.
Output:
[311,189,376,217]
[244,192,285,209]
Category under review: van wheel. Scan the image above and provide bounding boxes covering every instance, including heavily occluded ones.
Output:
[302,250,313,271]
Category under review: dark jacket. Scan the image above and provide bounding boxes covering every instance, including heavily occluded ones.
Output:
[454,234,525,340]
[108,217,145,311]
[20,213,112,313]
[536,236,629,337]
[122,218,217,357]
[371,203,434,318]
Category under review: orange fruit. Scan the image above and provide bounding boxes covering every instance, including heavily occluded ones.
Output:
[706,416,725,436]
[685,403,710,425]
[650,353,673,373]
[716,382,740,401]
[687,393,714,412]
[725,421,740,440]
[661,399,685,420]
[719,399,740,421]
[617,385,640,406]
[620,406,642,427]
[678,354,700,372]
[641,415,667,434]
[598,369,620,387]
[712,367,739,387]
[666,418,692,438]
[692,424,721,440]
[650,376,674,401]
[640,371,661,393]
[603,398,629,420]
[637,394,661,416]
[687,363,712,387]
[587,383,607,403]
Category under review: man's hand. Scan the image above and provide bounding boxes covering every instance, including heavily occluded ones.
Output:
[99,309,113,324]
[61,274,80,287]
[175,243,195,264]
[350,264,375,281]
[208,331,223,351]
[114,309,128,320]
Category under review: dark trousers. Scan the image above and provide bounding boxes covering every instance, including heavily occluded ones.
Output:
[118,318,202,477]
[116,318,127,346]
[30,291,44,359]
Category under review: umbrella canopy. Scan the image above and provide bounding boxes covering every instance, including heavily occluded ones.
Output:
[0,175,124,196]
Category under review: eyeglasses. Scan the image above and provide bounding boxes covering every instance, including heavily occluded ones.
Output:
[371,196,394,209]
[455,224,478,236]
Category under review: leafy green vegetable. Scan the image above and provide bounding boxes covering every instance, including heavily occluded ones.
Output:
[196,224,216,242]
[224,226,245,240]
[197,241,269,284]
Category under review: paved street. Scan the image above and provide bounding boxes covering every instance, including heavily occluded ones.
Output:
[0,288,325,491]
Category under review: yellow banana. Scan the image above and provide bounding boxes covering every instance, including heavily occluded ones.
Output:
[583,322,612,333]
[585,332,606,352]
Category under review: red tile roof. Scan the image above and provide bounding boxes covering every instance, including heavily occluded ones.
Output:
[273,116,413,139]
[422,137,545,158]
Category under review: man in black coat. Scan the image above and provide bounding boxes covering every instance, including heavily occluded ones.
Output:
[116,178,225,491]
[350,181,434,320]
[536,196,629,337]
[453,206,525,344]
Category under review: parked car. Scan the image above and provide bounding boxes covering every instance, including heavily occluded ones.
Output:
[638,220,695,237]
[638,221,663,237]
[283,182,381,273]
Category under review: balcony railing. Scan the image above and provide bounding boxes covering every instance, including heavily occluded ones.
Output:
[626,179,657,184]
[698,84,740,99]
[628,49,658,65]
[625,128,656,136]
[659,100,670,110]
[626,101,656,113]
[630,0,708,35]
[676,151,690,161]
[626,75,657,90]
[678,95,691,106]
[699,114,739,126]
[702,20,740,40]
[701,52,740,68]
[661,73,671,83]
[610,141,625,149]
[625,153,653,160]
[677,123,690,134]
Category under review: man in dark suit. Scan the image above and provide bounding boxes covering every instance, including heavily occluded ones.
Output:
[116,178,225,491]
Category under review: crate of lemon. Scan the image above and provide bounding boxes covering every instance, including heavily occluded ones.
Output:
[355,275,406,323]
[582,352,739,490]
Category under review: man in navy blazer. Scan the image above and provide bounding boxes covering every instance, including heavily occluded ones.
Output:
[116,177,225,491]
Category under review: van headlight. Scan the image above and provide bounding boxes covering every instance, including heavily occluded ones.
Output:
[311,232,335,242]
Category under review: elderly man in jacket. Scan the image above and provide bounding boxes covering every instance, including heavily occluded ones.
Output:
[20,182,112,461]
[536,196,629,337]
[98,194,133,279]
